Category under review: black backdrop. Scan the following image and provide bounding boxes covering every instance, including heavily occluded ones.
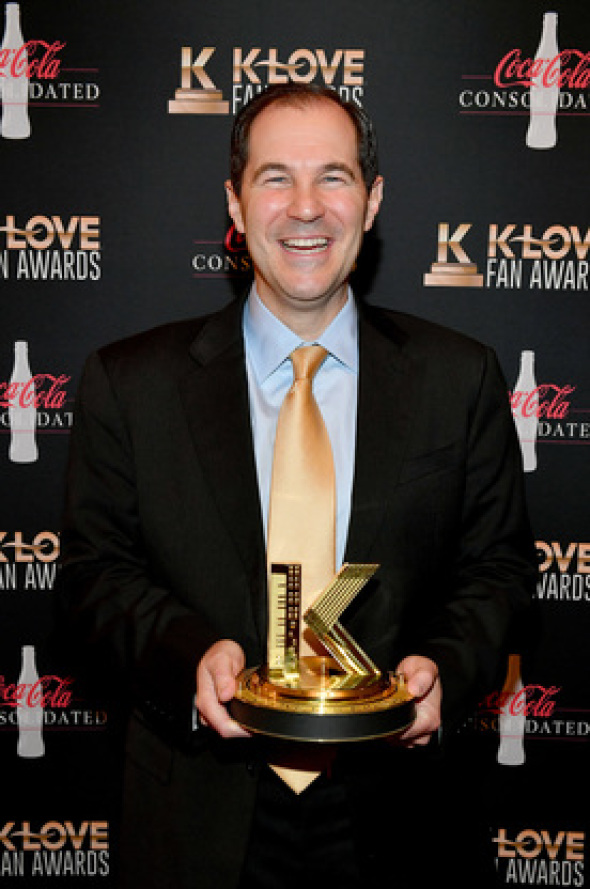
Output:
[1,0,588,884]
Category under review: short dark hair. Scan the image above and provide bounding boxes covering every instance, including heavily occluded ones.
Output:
[229,83,379,195]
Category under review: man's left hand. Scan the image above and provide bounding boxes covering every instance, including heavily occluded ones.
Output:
[395,655,441,747]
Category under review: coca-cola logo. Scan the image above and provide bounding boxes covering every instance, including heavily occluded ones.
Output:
[192,223,252,278]
[0,674,73,708]
[224,223,248,254]
[0,40,65,80]
[494,49,590,89]
[480,685,560,719]
[466,683,589,742]
[0,374,70,409]
[458,14,588,152]
[0,358,73,454]
[509,384,575,420]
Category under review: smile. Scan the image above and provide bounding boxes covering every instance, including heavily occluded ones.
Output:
[280,237,330,252]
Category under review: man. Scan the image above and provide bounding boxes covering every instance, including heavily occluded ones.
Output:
[59,84,535,888]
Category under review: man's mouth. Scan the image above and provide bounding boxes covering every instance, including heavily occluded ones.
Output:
[280,237,330,253]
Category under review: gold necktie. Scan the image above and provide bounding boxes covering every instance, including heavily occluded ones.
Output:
[266,345,336,793]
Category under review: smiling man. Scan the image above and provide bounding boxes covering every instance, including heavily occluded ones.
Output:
[60,84,536,888]
[225,98,382,338]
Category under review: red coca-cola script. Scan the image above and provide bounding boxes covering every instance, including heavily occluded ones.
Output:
[224,224,248,254]
[509,384,575,419]
[0,374,70,409]
[0,675,74,708]
[0,40,65,79]
[494,49,590,89]
[480,685,560,719]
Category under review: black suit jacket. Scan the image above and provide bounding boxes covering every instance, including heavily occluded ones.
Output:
[59,297,536,887]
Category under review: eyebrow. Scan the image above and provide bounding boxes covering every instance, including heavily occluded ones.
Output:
[251,161,359,182]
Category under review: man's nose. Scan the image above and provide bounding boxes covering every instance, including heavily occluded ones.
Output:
[286,184,325,222]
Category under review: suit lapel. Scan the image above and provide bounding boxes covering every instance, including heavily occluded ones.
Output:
[345,305,417,561]
[178,298,267,648]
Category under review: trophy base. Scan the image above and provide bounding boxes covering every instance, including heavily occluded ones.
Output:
[230,657,415,742]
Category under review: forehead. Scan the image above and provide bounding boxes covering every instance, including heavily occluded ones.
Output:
[245,99,360,171]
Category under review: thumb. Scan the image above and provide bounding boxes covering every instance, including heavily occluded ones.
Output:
[407,669,435,699]
[213,646,245,703]
[215,670,237,703]
[397,656,438,699]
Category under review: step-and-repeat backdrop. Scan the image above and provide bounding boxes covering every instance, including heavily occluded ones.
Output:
[1,0,588,884]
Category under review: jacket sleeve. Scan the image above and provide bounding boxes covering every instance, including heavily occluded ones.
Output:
[416,347,538,733]
[57,351,221,743]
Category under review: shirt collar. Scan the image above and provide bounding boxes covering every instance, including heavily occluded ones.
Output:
[243,287,359,384]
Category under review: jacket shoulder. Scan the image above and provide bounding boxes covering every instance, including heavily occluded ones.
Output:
[364,304,488,356]
[90,298,244,384]
[98,317,207,368]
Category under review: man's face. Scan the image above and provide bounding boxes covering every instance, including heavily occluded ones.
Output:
[226,100,382,329]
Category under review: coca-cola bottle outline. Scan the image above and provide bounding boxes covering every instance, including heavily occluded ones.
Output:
[0,2,31,140]
[526,11,559,150]
[512,349,538,473]
[497,654,526,767]
[17,644,45,758]
[8,340,38,463]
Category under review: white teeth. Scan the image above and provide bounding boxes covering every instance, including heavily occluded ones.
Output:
[282,237,329,249]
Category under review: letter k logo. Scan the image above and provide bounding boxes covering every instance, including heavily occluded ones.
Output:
[168,46,229,115]
[423,222,484,288]
[182,47,217,90]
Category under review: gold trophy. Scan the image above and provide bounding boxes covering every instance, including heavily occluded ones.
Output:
[230,564,415,741]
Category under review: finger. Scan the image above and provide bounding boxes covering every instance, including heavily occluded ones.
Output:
[398,685,441,746]
[196,648,250,738]
[214,668,239,704]
[397,656,438,698]
[196,676,250,738]
[406,668,436,699]
[399,702,437,744]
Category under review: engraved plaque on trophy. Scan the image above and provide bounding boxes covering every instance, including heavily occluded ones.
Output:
[230,564,416,742]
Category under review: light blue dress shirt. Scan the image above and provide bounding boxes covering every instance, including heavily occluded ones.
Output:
[243,288,358,569]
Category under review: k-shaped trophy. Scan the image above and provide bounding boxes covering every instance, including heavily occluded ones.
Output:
[230,564,416,741]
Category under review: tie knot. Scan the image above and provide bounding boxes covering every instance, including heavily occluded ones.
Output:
[290,345,328,382]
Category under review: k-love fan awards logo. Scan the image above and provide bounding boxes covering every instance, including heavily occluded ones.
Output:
[509,350,590,473]
[0,530,60,592]
[0,340,73,463]
[0,214,101,281]
[458,10,589,149]
[0,1,100,141]
[493,826,585,886]
[0,819,109,878]
[423,222,590,291]
[536,540,590,605]
[168,44,366,117]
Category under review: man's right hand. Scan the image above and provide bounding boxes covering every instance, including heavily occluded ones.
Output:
[195,640,252,739]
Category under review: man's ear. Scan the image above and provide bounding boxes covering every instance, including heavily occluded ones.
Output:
[364,175,384,233]
[225,180,245,234]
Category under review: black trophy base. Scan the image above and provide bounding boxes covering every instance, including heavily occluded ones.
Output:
[229,657,416,743]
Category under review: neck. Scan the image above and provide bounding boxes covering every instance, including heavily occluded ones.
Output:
[256,287,349,341]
